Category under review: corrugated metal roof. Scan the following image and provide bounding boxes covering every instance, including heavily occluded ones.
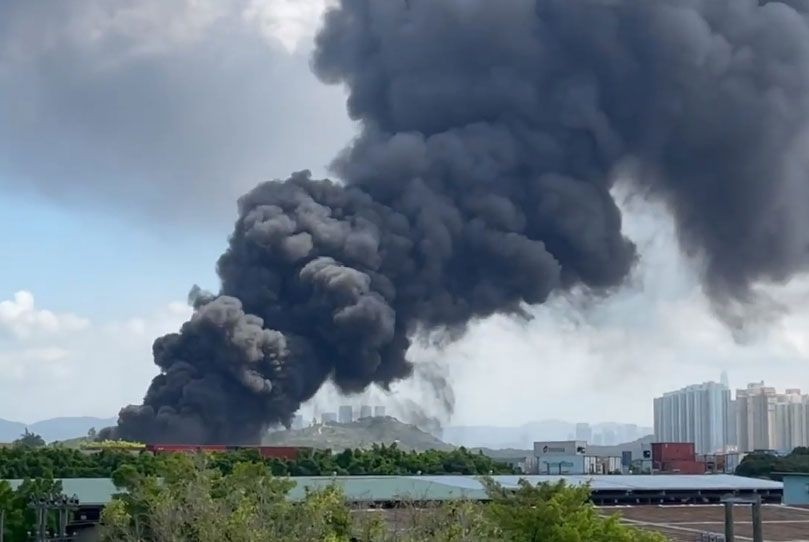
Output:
[455,474,784,491]
[3,474,781,506]
[290,476,488,501]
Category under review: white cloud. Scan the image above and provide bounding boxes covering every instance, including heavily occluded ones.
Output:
[0,291,89,339]
[243,0,336,53]
[0,295,190,422]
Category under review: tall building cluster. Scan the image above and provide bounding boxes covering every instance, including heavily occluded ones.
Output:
[654,377,809,454]
[320,404,387,425]
[735,383,809,452]
[653,381,731,455]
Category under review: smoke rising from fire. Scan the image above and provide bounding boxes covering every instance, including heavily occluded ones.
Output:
[113,0,809,443]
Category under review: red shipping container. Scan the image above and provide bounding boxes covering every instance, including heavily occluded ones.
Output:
[657,460,706,474]
[256,446,311,460]
[652,442,695,463]
[145,444,311,460]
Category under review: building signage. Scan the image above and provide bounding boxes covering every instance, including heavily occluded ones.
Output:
[534,441,586,456]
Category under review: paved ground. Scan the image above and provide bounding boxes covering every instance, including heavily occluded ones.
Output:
[601,504,809,541]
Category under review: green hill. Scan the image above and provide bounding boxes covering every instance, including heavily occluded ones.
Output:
[263,416,454,452]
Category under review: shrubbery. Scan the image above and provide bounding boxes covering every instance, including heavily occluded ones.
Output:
[0,443,513,479]
[99,454,664,542]
[736,447,809,479]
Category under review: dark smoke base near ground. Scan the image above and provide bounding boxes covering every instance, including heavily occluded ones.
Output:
[108,0,809,444]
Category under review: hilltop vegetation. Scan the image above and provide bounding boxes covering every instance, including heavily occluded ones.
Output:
[264,416,454,452]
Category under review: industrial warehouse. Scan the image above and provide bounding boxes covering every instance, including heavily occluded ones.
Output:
[0,473,795,541]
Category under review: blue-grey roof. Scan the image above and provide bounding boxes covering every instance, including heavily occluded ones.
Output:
[780,472,809,479]
[3,474,781,507]
[472,474,784,492]
[5,478,119,506]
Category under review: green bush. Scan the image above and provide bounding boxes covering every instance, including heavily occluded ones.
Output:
[0,443,513,479]
[97,457,664,542]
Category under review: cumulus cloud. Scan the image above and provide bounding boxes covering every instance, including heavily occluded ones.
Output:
[243,0,336,53]
[0,295,191,421]
[0,291,89,339]
[0,0,352,229]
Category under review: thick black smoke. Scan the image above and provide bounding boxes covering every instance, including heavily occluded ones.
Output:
[114,0,809,443]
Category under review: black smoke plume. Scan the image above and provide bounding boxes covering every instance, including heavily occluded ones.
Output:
[113,0,809,443]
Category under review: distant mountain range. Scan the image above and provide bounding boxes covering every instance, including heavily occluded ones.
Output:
[0,415,652,450]
[0,416,116,443]
[442,420,653,449]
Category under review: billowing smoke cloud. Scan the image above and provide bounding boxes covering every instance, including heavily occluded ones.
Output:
[114,0,809,443]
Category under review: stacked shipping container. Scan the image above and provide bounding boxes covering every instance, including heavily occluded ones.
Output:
[652,443,706,474]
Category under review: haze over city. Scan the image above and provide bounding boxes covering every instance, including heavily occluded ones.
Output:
[2,0,809,434]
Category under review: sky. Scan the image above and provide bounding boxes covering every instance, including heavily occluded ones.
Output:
[1,0,808,428]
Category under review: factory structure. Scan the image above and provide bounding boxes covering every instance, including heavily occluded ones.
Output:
[0,438,785,539]
[516,439,741,477]
[2,473,784,540]
[524,440,622,475]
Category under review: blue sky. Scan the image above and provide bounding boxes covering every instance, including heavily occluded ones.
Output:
[0,190,221,321]
[2,0,809,429]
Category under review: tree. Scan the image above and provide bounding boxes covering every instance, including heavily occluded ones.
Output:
[736,447,809,479]
[100,455,354,542]
[0,478,66,540]
[0,480,26,541]
[481,478,665,542]
[13,429,46,449]
[87,427,97,440]
[98,455,666,541]
[0,443,514,479]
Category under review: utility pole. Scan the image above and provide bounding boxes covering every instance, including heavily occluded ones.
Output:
[723,501,734,542]
[722,495,764,542]
[751,495,764,542]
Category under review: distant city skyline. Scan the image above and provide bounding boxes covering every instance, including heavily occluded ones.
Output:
[653,375,809,454]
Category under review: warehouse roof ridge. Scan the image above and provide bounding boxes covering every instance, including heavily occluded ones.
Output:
[3,474,783,508]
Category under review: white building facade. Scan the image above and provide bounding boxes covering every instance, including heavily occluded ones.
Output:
[653,381,731,455]
[736,383,809,452]
[531,441,621,475]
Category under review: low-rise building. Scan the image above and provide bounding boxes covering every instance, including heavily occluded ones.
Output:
[531,441,621,475]
[782,473,809,505]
